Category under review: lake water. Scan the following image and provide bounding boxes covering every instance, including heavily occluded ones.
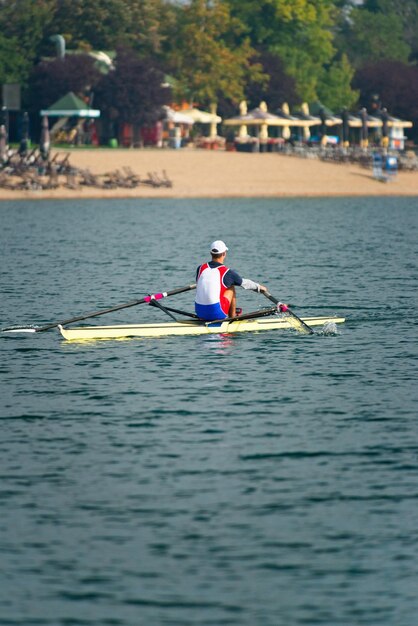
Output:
[1,197,417,626]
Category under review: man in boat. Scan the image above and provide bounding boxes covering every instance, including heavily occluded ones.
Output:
[195,240,267,321]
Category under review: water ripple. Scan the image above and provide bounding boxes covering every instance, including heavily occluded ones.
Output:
[1,197,417,626]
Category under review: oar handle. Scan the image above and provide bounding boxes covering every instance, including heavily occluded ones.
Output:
[263,291,314,335]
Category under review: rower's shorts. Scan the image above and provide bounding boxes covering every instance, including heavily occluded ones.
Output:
[195,302,227,321]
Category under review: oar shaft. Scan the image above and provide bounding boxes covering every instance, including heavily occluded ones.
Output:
[263,291,314,334]
[207,306,277,325]
[3,284,196,333]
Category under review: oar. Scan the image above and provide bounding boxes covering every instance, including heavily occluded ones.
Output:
[263,291,314,335]
[2,283,196,333]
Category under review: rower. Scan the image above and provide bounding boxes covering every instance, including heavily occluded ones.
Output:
[195,240,267,321]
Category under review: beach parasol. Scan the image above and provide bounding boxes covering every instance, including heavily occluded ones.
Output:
[376,108,412,149]
[180,105,222,139]
[360,108,369,148]
[0,124,8,164]
[19,111,30,155]
[291,103,321,140]
[247,101,278,140]
[380,108,389,147]
[307,102,342,145]
[163,106,195,125]
[40,115,50,159]
[223,100,252,138]
[0,106,8,135]
[278,103,297,140]
[377,108,412,130]
[224,101,293,140]
[180,107,222,125]
[352,108,384,147]
[341,108,350,146]
[309,101,342,127]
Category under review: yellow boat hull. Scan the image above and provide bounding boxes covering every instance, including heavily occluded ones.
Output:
[58,316,345,341]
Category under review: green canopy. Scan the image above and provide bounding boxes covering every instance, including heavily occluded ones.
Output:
[40,92,100,118]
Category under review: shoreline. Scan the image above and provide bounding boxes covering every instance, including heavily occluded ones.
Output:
[1,148,418,200]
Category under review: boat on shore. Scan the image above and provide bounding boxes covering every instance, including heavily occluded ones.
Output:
[58,315,345,341]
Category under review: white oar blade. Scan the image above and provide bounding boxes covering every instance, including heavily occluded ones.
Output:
[2,327,37,333]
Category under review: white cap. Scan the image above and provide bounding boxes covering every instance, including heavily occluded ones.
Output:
[210,240,228,254]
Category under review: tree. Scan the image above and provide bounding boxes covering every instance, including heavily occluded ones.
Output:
[47,0,126,50]
[26,54,102,114]
[317,53,359,111]
[336,5,411,68]
[225,0,339,102]
[363,0,418,62]
[245,50,297,110]
[0,34,29,84]
[353,60,418,140]
[49,0,173,56]
[94,47,170,129]
[0,0,56,74]
[166,0,264,106]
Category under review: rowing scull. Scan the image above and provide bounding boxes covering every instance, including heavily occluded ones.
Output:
[58,315,345,341]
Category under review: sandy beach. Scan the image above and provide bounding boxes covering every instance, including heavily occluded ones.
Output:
[1,147,418,200]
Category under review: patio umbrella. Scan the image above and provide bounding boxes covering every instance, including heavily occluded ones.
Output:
[292,103,321,140]
[224,101,292,140]
[209,103,221,139]
[247,102,278,140]
[377,108,412,130]
[19,111,30,155]
[163,106,194,125]
[315,108,341,146]
[180,107,221,124]
[0,124,8,164]
[223,100,251,138]
[278,103,296,140]
[376,108,412,149]
[40,115,50,159]
[180,105,222,139]
[309,101,342,127]
[341,109,350,146]
[380,108,389,147]
[0,106,8,135]
[163,107,194,147]
[319,107,327,144]
[351,108,383,147]
[360,108,369,148]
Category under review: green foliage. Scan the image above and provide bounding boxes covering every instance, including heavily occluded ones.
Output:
[317,54,359,111]
[0,0,416,135]
[0,34,29,84]
[363,0,418,62]
[337,6,411,68]
[166,0,265,105]
[0,0,56,88]
[226,0,339,101]
[49,0,173,55]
